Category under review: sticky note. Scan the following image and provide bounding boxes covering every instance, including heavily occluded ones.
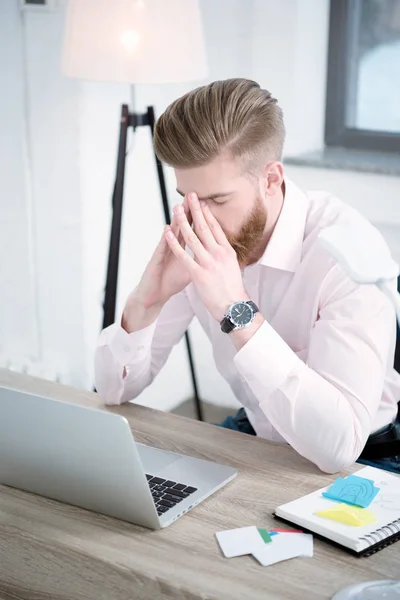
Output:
[252,533,313,566]
[257,529,272,543]
[315,504,377,526]
[270,528,303,534]
[322,475,380,508]
[215,526,266,558]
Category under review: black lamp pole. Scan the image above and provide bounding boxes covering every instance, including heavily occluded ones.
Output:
[102,104,204,422]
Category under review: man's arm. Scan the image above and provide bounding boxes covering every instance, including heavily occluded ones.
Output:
[233,265,397,473]
[94,289,194,405]
[163,192,396,473]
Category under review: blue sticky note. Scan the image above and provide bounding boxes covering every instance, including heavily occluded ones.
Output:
[322,475,380,508]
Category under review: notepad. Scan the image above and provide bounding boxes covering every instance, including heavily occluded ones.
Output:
[274,467,400,556]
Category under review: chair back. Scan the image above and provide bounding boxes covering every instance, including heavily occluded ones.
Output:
[395,276,400,375]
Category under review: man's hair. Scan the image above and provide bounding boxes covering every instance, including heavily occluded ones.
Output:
[153,78,285,172]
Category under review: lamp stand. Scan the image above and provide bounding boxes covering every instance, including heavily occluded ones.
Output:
[102,104,204,422]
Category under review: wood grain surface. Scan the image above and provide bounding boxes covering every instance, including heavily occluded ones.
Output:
[0,368,398,600]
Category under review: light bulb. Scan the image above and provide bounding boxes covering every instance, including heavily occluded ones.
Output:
[120,29,140,52]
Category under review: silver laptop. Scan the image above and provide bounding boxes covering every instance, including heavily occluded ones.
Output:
[0,386,237,529]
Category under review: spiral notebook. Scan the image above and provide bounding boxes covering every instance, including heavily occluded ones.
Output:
[275,467,400,556]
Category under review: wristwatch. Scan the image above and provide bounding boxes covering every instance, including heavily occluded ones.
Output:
[220,300,259,334]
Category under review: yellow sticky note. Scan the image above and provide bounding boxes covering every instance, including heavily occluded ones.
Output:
[315,503,377,526]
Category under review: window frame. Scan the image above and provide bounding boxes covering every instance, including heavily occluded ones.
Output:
[325,0,400,153]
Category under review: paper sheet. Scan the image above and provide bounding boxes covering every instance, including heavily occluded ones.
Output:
[252,533,314,567]
[215,526,266,558]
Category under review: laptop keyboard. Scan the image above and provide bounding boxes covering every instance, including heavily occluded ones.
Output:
[146,475,198,516]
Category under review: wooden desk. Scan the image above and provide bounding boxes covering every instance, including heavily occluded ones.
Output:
[0,369,398,600]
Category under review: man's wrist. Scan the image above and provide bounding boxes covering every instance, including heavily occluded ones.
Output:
[121,299,163,334]
[229,312,264,351]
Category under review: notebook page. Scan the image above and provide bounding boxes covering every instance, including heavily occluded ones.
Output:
[276,467,400,552]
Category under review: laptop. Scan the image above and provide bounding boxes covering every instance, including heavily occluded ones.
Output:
[0,386,237,529]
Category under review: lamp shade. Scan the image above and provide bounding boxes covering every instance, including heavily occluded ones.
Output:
[62,0,208,84]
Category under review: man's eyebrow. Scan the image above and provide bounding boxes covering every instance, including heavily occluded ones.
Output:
[176,189,233,201]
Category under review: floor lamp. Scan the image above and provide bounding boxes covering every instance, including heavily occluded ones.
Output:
[62,0,208,420]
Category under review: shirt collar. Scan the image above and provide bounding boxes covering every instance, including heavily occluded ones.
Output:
[257,177,309,272]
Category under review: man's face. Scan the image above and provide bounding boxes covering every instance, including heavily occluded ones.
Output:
[175,154,268,264]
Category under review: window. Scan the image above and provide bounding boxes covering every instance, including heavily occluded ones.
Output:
[325,0,400,152]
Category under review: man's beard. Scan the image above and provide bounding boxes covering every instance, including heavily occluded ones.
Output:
[225,196,267,265]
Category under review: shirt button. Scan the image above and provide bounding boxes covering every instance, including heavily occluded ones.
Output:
[123,345,131,353]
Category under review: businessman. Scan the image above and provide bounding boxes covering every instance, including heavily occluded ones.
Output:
[95,78,400,474]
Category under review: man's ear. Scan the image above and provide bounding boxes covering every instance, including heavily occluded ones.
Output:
[262,161,284,196]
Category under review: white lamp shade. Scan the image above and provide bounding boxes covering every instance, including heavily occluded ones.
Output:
[62,0,208,84]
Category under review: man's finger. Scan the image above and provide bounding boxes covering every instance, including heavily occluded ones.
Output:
[150,210,186,265]
[201,203,229,245]
[164,226,198,273]
[174,204,210,265]
[172,202,192,247]
[170,213,184,247]
[188,192,219,251]
[149,230,169,267]
[183,196,193,227]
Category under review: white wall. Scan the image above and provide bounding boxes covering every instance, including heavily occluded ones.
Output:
[251,0,330,156]
[0,0,86,384]
[1,0,399,412]
[0,0,39,366]
[285,166,400,264]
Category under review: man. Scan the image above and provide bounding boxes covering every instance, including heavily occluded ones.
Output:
[95,78,400,474]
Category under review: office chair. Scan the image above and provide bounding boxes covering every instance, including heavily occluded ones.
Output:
[318,225,400,443]
[395,276,400,375]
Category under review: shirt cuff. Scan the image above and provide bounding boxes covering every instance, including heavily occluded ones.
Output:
[233,320,302,396]
[98,322,157,367]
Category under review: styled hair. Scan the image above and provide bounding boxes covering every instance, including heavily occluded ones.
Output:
[153,78,285,172]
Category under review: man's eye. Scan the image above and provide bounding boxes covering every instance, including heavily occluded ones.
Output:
[209,198,227,206]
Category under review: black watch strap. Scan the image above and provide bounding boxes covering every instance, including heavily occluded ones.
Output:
[247,300,258,313]
[220,316,236,334]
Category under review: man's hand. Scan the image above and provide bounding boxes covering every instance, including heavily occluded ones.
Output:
[164,192,248,322]
[122,205,192,333]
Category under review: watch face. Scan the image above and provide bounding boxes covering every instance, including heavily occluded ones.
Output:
[230,302,253,327]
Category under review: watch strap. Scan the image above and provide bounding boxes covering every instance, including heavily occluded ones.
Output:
[247,300,259,313]
[220,316,236,334]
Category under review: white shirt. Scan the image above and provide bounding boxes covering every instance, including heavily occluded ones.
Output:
[95,179,400,473]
